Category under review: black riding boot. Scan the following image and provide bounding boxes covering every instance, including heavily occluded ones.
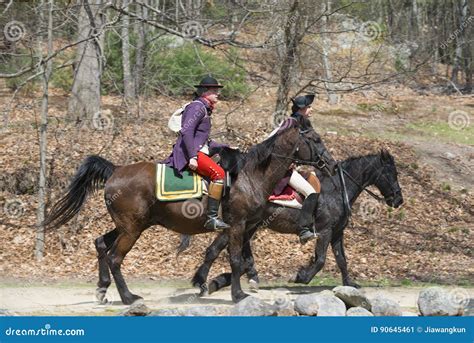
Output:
[298,193,319,244]
[204,181,230,231]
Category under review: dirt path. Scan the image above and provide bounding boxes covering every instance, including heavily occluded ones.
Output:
[1,280,473,316]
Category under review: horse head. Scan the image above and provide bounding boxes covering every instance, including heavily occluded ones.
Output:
[373,149,404,208]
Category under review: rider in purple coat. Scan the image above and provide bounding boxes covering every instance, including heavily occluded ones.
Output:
[163,76,230,230]
[163,99,228,176]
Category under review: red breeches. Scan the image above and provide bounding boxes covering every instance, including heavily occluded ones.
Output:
[196,152,225,181]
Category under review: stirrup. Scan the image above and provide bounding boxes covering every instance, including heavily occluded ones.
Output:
[299,228,316,244]
[204,217,230,231]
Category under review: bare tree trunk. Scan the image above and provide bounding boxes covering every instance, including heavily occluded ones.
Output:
[411,0,421,39]
[451,0,463,85]
[134,2,147,96]
[122,0,135,100]
[459,0,472,92]
[68,0,104,123]
[321,0,338,104]
[274,0,303,119]
[36,0,54,261]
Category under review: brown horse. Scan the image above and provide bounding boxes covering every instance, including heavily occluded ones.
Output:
[43,123,335,304]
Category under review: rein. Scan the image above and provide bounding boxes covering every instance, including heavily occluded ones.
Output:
[336,161,384,223]
[341,167,385,203]
[271,153,328,169]
[271,130,331,173]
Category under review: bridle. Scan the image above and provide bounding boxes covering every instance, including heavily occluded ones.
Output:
[272,129,332,174]
[338,160,402,216]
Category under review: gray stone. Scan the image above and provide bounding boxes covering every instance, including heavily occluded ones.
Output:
[150,306,230,317]
[121,302,151,316]
[294,294,319,316]
[181,306,230,316]
[149,308,181,316]
[231,296,277,316]
[444,152,456,160]
[273,299,297,316]
[0,309,14,316]
[295,293,346,316]
[346,307,374,316]
[333,286,372,310]
[418,287,464,316]
[370,296,402,316]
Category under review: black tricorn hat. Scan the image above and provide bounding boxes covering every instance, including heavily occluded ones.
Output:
[291,94,315,108]
[194,75,224,88]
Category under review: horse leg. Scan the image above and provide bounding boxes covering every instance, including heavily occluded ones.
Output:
[106,231,142,305]
[208,273,232,294]
[332,234,360,288]
[293,230,331,284]
[207,232,258,294]
[191,232,229,296]
[242,228,259,291]
[94,228,118,303]
[229,221,248,302]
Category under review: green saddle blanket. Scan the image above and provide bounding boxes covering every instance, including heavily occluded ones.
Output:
[156,164,203,201]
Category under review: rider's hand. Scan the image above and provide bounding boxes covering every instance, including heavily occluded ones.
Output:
[189,157,198,171]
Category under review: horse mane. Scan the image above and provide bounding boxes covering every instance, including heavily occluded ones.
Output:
[342,149,394,167]
[245,126,296,171]
[211,125,300,176]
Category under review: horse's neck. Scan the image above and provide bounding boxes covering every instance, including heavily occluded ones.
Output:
[344,155,381,204]
[257,144,296,195]
[263,157,293,194]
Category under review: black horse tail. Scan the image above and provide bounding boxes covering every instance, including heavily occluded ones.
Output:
[43,155,116,229]
[177,234,192,255]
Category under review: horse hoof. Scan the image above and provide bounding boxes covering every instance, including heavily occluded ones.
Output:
[232,291,249,303]
[208,281,218,295]
[197,284,209,297]
[122,294,143,305]
[248,279,259,293]
[95,288,108,304]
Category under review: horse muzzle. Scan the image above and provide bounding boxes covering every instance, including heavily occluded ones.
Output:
[387,194,403,208]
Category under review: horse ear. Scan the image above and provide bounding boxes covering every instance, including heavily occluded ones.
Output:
[380,149,393,163]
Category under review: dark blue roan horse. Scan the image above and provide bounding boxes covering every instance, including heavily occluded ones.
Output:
[182,148,403,298]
